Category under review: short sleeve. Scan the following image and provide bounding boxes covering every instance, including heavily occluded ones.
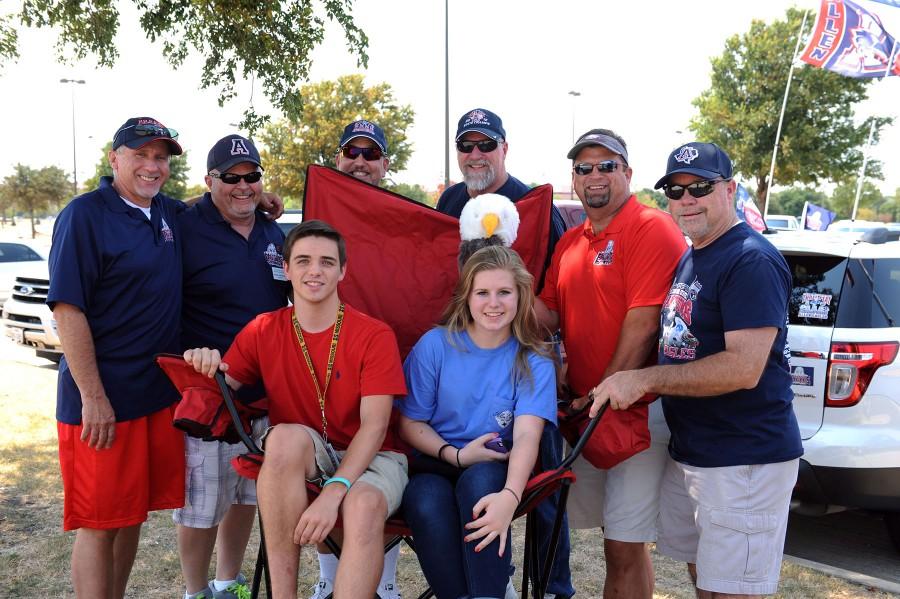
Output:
[513,353,558,424]
[624,215,686,309]
[720,252,790,332]
[47,202,102,312]
[539,247,562,312]
[222,317,264,387]
[360,325,407,397]
[398,329,443,421]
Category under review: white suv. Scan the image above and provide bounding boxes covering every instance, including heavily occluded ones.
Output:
[1,261,62,362]
[768,228,900,550]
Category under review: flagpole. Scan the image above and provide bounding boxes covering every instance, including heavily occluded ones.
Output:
[851,40,898,221]
[763,9,810,220]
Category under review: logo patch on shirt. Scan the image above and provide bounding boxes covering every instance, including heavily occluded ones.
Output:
[494,409,513,429]
[264,243,284,267]
[160,218,175,243]
[593,240,614,266]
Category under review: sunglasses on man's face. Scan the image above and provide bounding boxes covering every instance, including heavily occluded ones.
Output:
[209,171,263,185]
[456,139,499,154]
[340,146,384,161]
[572,160,626,176]
[664,178,730,200]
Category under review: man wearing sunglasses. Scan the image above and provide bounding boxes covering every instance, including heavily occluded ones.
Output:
[334,120,390,187]
[589,142,801,599]
[174,134,289,599]
[535,129,686,599]
[48,117,190,598]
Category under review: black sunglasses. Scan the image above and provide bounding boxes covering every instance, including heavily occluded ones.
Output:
[340,146,384,161]
[573,160,626,176]
[456,139,499,154]
[114,124,179,144]
[664,178,730,200]
[209,171,263,185]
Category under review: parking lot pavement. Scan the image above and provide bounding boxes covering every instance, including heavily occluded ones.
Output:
[785,511,900,593]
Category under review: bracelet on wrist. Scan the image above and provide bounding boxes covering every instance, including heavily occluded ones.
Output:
[323,476,352,491]
[456,447,463,468]
[437,443,453,462]
[502,486,521,504]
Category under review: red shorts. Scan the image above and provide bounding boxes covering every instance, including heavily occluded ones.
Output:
[58,405,185,531]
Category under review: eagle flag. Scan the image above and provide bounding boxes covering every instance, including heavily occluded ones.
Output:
[303,165,552,358]
[800,0,900,78]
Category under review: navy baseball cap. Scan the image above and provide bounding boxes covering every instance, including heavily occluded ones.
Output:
[207,135,263,173]
[455,108,506,142]
[654,142,733,189]
[112,117,182,155]
[339,120,388,152]
[567,129,629,164]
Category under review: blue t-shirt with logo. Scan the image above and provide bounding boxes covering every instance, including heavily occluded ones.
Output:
[179,194,289,353]
[399,327,557,449]
[658,223,802,467]
[48,177,183,424]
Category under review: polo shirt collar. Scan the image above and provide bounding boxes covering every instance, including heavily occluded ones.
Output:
[197,191,265,239]
[98,176,161,220]
[581,194,639,240]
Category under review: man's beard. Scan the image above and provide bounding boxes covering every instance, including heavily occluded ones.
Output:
[463,160,496,193]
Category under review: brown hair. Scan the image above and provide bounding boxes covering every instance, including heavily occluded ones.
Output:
[283,219,347,267]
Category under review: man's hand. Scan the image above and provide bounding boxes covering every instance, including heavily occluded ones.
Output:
[589,369,648,416]
[80,395,116,449]
[293,487,343,544]
[259,192,284,220]
[463,488,518,555]
[183,347,226,378]
[458,433,510,467]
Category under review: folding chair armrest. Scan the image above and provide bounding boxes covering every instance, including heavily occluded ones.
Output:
[557,401,608,470]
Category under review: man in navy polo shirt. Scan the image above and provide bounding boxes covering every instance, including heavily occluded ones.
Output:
[49,117,187,598]
[175,135,289,599]
[436,108,573,599]
[589,142,802,598]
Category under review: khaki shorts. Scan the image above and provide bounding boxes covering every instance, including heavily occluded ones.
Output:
[262,424,408,516]
[173,416,269,528]
[656,456,799,595]
[566,401,669,542]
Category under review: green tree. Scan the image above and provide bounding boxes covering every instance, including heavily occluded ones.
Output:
[829,181,884,220]
[6,1,368,130]
[260,75,414,203]
[386,182,430,205]
[635,187,667,210]
[0,164,70,237]
[769,187,826,217]
[83,142,192,200]
[691,7,891,217]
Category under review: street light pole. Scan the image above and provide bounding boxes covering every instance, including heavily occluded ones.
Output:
[60,78,86,197]
[567,90,581,143]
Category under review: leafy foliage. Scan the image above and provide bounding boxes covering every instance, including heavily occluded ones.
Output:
[635,187,667,210]
[0,164,71,237]
[691,7,891,216]
[386,182,431,206]
[830,181,885,219]
[83,142,192,199]
[260,75,414,203]
[769,187,827,217]
[10,1,368,130]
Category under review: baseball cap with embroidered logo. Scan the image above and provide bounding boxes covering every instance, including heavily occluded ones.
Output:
[339,120,388,153]
[455,108,506,142]
[207,135,263,173]
[654,142,733,189]
[112,117,183,155]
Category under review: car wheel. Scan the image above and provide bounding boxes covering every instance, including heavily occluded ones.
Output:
[885,512,900,553]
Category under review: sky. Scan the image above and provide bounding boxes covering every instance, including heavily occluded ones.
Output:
[1,0,899,201]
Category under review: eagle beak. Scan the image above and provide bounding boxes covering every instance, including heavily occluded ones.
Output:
[482,213,500,238]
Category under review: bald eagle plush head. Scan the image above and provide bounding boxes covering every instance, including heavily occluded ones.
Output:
[458,193,520,270]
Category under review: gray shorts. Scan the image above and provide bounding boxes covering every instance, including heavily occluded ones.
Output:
[656,456,799,595]
[173,416,269,528]
[566,402,669,542]
[262,424,408,516]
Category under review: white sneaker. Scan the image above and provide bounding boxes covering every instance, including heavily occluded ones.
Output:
[505,579,519,599]
[309,578,333,599]
[377,581,402,599]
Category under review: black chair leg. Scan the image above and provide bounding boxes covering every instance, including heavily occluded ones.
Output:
[251,510,270,599]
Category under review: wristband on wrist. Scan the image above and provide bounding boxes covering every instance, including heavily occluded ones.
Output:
[323,476,352,491]
[456,447,463,468]
[437,443,453,462]
[502,487,521,503]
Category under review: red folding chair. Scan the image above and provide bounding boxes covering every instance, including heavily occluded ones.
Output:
[157,354,606,599]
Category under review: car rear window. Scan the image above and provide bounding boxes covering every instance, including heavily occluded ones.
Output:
[783,254,847,327]
[0,243,43,263]
[835,258,900,328]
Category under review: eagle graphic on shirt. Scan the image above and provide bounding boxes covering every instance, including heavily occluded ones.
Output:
[660,277,702,360]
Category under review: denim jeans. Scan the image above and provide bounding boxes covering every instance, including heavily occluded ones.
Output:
[535,422,574,596]
[403,461,511,599]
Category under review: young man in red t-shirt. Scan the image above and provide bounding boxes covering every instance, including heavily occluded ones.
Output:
[184,220,408,599]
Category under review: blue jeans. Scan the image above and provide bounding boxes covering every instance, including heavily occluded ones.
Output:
[403,462,511,599]
[536,423,574,596]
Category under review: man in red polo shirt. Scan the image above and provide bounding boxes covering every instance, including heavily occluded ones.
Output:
[535,129,686,598]
[184,220,408,599]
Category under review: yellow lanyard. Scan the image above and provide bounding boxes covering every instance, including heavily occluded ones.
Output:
[291,303,345,443]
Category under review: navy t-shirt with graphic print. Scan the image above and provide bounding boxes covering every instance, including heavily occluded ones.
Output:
[658,223,803,467]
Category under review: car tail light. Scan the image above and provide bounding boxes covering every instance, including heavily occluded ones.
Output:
[826,341,899,407]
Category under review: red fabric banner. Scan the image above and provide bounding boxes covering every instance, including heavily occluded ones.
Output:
[303,165,552,358]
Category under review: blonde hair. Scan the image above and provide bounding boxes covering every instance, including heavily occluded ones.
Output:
[441,245,556,384]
